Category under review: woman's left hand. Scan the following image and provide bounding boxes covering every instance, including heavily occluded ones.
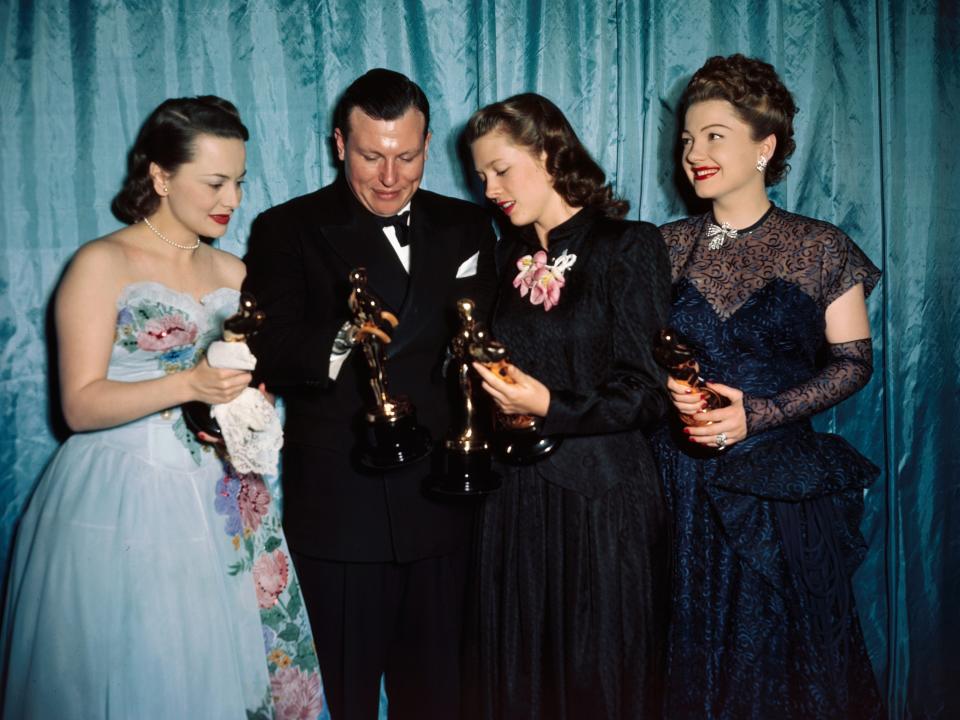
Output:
[683,382,748,450]
[472,362,550,417]
[256,382,276,407]
[197,383,274,444]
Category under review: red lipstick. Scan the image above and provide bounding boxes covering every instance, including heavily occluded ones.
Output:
[210,214,231,225]
[692,166,719,181]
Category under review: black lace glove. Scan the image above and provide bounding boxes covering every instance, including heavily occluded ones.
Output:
[743,339,873,435]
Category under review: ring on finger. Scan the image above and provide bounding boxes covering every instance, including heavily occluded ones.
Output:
[716,432,727,450]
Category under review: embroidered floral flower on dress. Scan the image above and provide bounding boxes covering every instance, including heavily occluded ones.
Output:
[513,249,577,311]
[214,461,324,717]
[237,473,272,532]
[268,648,293,669]
[270,666,325,720]
[253,549,290,608]
[214,474,243,536]
[136,314,199,351]
[115,299,216,379]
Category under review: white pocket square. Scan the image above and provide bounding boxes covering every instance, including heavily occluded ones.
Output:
[456,251,479,278]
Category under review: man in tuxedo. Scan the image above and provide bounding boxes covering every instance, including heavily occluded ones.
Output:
[242,69,495,719]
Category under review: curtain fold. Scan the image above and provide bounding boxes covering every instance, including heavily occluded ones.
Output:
[0,1,955,716]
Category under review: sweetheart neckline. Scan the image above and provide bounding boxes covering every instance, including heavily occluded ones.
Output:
[117,280,238,307]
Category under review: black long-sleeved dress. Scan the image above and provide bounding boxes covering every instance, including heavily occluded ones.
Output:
[465,207,671,720]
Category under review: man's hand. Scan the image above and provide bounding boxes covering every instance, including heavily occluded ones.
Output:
[351,311,399,345]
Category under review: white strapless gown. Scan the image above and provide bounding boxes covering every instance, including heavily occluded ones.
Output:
[1,282,327,720]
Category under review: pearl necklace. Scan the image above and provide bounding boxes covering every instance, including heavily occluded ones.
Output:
[142,217,201,250]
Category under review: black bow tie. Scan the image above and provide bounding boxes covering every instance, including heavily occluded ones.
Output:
[378,211,411,247]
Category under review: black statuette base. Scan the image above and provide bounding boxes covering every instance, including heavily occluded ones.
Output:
[431,447,501,496]
[495,431,561,465]
[359,412,432,469]
[181,401,223,441]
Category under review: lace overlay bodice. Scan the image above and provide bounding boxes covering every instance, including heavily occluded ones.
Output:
[660,206,881,431]
[665,206,880,321]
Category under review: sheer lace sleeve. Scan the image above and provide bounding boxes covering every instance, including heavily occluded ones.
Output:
[819,226,882,308]
[743,339,874,434]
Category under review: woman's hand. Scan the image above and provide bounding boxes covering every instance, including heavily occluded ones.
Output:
[682,382,748,450]
[185,356,252,405]
[196,382,271,445]
[255,382,276,406]
[667,375,706,418]
[472,362,550,417]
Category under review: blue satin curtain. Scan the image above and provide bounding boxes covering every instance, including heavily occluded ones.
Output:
[0,1,956,716]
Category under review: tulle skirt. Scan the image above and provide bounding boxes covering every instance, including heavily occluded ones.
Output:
[1,413,325,719]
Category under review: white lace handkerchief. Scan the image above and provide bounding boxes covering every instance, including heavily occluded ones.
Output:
[206,340,283,475]
[212,388,283,475]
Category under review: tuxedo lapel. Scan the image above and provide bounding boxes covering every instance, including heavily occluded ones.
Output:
[318,180,409,314]
[387,193,458,357]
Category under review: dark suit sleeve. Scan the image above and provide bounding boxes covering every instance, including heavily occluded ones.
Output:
[242,208,344,388]
[541,223,671,435]
[470,219,498,321]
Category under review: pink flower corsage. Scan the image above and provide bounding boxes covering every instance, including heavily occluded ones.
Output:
[513,249,577,311]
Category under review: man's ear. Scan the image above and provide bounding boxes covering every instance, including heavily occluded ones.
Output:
[334,128,346,162]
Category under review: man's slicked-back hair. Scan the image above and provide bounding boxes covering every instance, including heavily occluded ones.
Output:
[334,68,430,140]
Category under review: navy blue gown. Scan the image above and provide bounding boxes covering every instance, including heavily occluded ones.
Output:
[653,206,885,719]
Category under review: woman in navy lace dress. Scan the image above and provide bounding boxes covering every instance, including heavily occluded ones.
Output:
[654,55,885,718]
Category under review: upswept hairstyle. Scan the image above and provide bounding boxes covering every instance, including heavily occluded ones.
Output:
[464,93,628,219]
[680,54,797,186]
[334,68,430,140]
[111,96,249,224]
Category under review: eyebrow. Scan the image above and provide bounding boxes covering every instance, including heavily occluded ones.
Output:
[201,171,247,179]
[476,158,506,170]
[356,146,423,157]
[687,123,733,133]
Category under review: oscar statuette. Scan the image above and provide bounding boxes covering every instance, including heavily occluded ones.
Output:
[430,299,501,495]
[348,268,432,468]
[182,292,265,440]
[653,327,730,426]
[477,319,560,465]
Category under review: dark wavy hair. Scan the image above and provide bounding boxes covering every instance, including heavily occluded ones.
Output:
[334,68,430,141]
[464,93,628,218]
[679,54,797,186]
[111,96,249,224]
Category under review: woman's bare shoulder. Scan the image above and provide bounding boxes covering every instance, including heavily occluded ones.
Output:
[206,245,247,290]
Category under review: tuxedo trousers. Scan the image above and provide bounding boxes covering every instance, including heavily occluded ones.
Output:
[292,548,469,720]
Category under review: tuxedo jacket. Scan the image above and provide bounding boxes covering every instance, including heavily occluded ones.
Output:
[242,177,496,563]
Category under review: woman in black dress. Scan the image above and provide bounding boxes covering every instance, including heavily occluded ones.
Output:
[464,93,671,719]
[654,55,884,718]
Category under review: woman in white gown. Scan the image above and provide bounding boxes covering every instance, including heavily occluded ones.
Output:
[0,96,327,720]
